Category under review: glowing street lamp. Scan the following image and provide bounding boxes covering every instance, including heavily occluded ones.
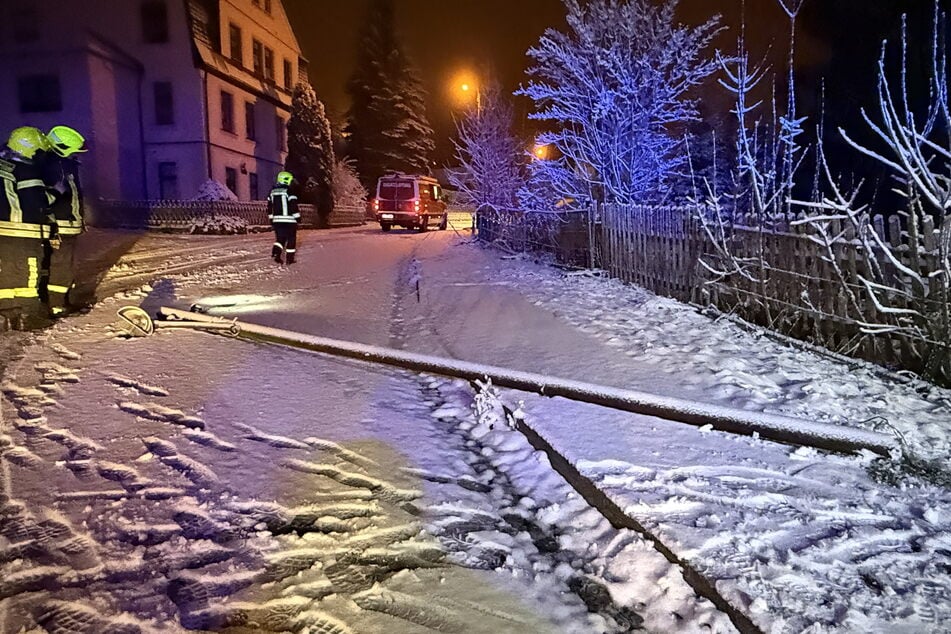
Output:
[451,72,481,112]
[532,143,550,161]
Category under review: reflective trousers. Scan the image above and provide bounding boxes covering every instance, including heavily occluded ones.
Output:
[45,235,77,312]
[271,222,297,264]
[0,236,47,329]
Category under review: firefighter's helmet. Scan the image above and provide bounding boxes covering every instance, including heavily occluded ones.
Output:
[47,126,88,157]
[277,171,294,186]
[7,127,52,160]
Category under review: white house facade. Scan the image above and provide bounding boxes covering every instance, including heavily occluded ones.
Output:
[0,0,306,203]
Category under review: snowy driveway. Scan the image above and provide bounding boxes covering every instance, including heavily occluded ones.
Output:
[2,225,950,632]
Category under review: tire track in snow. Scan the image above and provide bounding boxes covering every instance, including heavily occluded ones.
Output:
[385,252,653,632]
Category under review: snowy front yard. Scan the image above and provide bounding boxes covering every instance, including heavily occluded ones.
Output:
[1,228,949,633]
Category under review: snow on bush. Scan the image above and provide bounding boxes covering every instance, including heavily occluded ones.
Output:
[517,0,722,205]
[333,159,368,209]
[188,214,249,235]
[191,179,239,202]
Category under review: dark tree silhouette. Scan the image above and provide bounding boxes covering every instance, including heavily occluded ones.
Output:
[346,0,435,192]
[286,82,336,226]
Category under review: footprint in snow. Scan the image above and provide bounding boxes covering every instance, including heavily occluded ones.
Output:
[182,429,237,452]
[117,401,204,429]
[34,362,80,385]
[105,373,170,397]
[401,467,493,493]
[139,437,220,489]
[95,461,153,492]
[2,446,45,469]
[236,423,310,450]
[304,436,379,469]
[282,459,421,504]
[159,453,220,490]
[35,601,154,634]
[2,382,57,412]
[49,343,82,361]
[173,507,243,543]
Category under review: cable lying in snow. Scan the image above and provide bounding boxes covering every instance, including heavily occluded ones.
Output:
[153,306,896,456]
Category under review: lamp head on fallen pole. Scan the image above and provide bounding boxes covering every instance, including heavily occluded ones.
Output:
[116,306,155,337]
[115,306,241,338]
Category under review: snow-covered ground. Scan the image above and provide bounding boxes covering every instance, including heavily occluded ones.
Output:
[2,226,949,632]
[389,233,951,632]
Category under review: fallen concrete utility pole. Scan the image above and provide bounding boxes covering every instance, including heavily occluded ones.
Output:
[157,306,896,457]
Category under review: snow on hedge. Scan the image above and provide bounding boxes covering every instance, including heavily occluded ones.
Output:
[188,214,249,235]
[191,179,238,202]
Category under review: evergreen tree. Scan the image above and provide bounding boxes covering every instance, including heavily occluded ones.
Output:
[286,82,336,226]
[346,0,435,191]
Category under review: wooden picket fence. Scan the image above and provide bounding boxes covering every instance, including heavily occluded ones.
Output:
[597,204,703,300]
[476,205,590,268]
[480,204,949,383]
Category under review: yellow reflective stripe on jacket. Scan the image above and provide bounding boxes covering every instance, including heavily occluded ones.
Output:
[56,217,83,235]
[16,179,45,190]
[47,285,69,294]
[68,175,81,223]
[0,288,40,299]
[3,179,22,223]
[0,220,47,238]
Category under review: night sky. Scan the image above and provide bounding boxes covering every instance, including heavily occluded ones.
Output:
[283,0,950,165]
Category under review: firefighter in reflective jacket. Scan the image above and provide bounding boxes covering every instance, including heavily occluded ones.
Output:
[268,171,300,265]
[41,125,88,314]
[0,127,56,330]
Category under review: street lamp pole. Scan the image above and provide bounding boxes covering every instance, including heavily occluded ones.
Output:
[459,79,481,114]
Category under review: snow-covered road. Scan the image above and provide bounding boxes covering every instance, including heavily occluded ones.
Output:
[2,225,950,632]
[1,227,727,633]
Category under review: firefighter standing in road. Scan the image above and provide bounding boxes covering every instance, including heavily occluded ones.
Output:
[41,125,88,314]
[0,127,57,330]
[268,171,300,265]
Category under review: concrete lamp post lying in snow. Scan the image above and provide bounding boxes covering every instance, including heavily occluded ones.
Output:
[142,306,896,457]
